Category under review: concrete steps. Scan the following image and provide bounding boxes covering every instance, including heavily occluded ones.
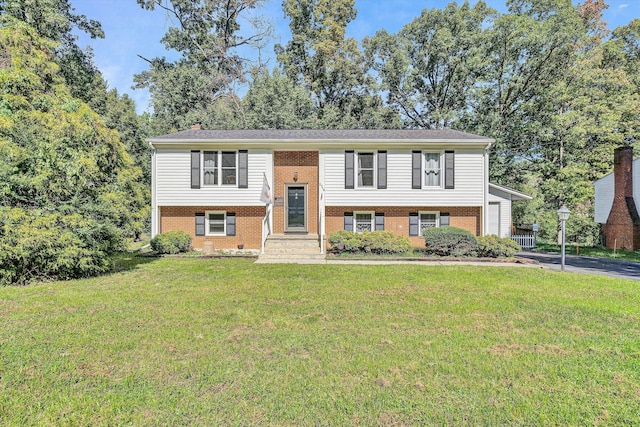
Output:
[256,234,325,264]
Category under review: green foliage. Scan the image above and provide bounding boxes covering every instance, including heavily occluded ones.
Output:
[0,207,121,286]
[135,0,271,132]
[328,230,412,254]
[476,235,521,258]
[0,19,147,285]
[423,226,479,257]
[150,231,192,254]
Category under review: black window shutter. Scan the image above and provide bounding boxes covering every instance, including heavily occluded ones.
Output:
[226,213,236,236]
[345,151,354,189]
[377,151,387,189]
[191,150,200,189]
[238,150,248,188]
[440,213,450,226]
[344,212,353,232]
[375,213,385,231]
[195,213,205,236]
[412,151,421,189]
[445,151,455,189]
[409,213,419,236]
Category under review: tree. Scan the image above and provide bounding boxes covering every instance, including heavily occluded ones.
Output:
[365,1,495,129]
[276,0,398,128]
[242,68,316,129]
[0,18,147,284]
[134,0,271,132]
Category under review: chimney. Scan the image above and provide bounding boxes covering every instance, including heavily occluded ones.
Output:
[603,146,640,251]
[191,123,202,130]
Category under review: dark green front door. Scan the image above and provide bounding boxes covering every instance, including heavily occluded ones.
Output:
[286,186,306,231]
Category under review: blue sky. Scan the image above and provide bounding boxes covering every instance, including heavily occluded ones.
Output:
[72,0,639,113]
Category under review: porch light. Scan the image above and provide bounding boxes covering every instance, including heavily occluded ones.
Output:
[557,205,570,271]
[293,171,298,182]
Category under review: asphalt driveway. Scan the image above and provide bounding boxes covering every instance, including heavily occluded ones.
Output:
[517,251,640,281]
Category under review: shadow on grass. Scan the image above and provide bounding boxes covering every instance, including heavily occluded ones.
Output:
[110,251,160,274]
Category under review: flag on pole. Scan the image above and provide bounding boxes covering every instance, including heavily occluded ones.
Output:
[260,173,272,204]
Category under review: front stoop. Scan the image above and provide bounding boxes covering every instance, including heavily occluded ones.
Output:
[256,234,326,264]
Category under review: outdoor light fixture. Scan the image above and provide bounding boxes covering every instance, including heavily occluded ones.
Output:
[557,205,570,271]
[293,171,298,182]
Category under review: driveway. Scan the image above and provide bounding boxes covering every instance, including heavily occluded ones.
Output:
[517,251,640,281]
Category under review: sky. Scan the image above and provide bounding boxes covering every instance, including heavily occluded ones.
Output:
[72,0,640,114]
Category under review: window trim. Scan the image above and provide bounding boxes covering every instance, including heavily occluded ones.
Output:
[423,151,443,188]
[199,151,238,187]
[205,210,226,236]
[353,211,375,233]
[356,151,376,189]
[419,211,440,233]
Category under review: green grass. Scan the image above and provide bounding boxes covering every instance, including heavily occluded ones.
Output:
[535,242,640,262]
[1,258,639,425]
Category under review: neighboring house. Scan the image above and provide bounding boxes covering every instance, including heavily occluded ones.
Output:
[148,128,529,257]
[593,146,640,251]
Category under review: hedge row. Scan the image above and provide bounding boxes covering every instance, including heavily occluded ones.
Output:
[328,227,521,258]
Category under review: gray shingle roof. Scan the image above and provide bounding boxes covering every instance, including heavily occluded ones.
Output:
[149,128,492,142]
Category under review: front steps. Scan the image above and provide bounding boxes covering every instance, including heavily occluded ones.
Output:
[255,234,326,264]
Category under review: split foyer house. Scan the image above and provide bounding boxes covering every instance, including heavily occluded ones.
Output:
[148,128,530,257]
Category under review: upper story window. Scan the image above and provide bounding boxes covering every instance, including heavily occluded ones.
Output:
[424,152,441,187]
[221,151,237,185]
[357,152,375,187]
[203,151,218,185]
[192,150,247,189]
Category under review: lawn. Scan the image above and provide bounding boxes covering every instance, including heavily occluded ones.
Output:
[1,258,639,426]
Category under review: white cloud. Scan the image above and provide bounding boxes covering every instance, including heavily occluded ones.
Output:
[619,4,629,8]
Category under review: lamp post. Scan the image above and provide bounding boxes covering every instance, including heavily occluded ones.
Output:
[557,205,571,271]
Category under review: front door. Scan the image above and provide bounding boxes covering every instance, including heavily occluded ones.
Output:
[286,185,307,232]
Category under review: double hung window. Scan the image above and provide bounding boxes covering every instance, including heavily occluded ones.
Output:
[206,211,226,235]
[357,153,375,188]
[203,151,218,185]
[424,153,441,187]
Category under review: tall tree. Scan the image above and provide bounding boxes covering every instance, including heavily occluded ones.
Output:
[276,0,398,128]
[135,0,271,132]
[0,18,147,284]
[365,1,495,129]
[242,68,316,129]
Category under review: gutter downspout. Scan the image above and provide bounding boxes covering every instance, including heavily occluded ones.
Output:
[483,143,492,237]
[148,140,158,238]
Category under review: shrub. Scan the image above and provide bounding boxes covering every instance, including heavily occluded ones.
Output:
[0,207,123,286]
[423,226,479,257]
[328,230,411,254]
[150,231,192,254]
[477,235,521,258]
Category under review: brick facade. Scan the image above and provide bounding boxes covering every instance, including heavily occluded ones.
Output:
[273,151,319,234]
[603,146,640,251]
[160,206,265,250]
[325,206,482,247]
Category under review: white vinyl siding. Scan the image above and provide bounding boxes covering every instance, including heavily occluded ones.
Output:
[487,190,512,238]
[155,148,270,206]
[323,148,485,206]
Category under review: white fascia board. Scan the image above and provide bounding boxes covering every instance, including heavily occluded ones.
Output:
[488,183,533,201]
[146,138,494,150]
